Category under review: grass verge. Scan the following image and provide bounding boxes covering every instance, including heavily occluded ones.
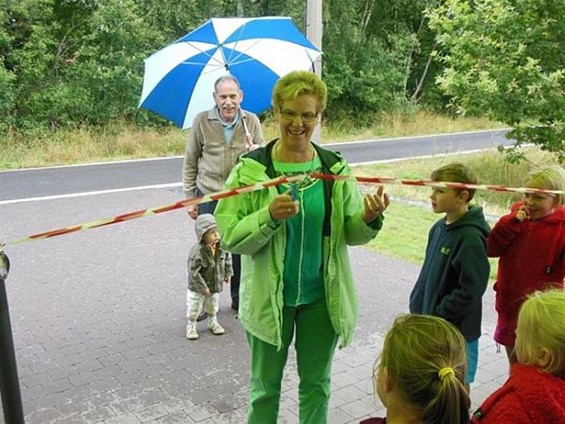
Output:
[0,110,502,169]
[0,124,187,169]
[353,147,557,216]
[365,201,499,282]
[355,147,562,280]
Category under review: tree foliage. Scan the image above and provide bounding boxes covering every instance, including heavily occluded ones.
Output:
[2,0,442,133]
[4,0,561,162]
[429,0,564,162]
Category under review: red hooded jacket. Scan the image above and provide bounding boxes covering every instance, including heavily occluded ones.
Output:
[487,203,565,344]
[472,364,565,423]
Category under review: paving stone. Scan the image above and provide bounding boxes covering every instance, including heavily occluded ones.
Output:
[132,404,169,422]
[2,189,509,423]
[157,411,196,424]
[100,413,142,424]
[79,405,118,423]
[50,365,78,381]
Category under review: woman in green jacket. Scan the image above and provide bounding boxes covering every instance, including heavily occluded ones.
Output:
[215,70,389,424]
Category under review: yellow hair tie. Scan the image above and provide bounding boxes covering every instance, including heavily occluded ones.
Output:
[438,367,455,380]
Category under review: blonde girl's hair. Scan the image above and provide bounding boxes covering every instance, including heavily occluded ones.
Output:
[374,314,470,424]
[271,70,327,114]
[515,289,565,374]
[524,165,565,206]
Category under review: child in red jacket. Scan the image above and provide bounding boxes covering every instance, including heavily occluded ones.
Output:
[472,289,565,423]
[487,165,565,363]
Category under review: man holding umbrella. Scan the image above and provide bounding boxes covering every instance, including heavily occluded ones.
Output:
[182,75,264,313]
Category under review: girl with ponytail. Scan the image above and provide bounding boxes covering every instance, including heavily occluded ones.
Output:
[362,314,470,424]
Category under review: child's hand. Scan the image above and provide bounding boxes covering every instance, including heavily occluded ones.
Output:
[516,205,529,222]
[203,288,211,296]
[224,277,230,284]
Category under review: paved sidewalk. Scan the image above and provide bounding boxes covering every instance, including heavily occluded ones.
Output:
[0,188,508,423]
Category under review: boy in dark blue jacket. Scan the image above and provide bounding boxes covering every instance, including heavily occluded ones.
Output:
[409,162,490,392]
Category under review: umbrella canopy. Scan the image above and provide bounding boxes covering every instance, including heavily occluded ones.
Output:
[139,16,321,129]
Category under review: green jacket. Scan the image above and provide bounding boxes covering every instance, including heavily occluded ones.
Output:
[215,141,384,349]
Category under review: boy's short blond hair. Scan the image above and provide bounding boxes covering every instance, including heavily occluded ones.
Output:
[524,165,565,206]
[430,162,478,202]
[515,289,565,374]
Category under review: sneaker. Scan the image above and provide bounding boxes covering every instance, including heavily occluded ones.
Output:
[209,320,225,335]
[186,324,198,340]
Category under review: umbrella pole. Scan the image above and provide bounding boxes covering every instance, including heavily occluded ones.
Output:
[0,251,25,423]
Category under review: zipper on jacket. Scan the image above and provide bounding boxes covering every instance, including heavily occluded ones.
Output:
[295,190,306,303]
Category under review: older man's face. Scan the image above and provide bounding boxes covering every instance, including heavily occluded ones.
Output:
[213,80,243,123]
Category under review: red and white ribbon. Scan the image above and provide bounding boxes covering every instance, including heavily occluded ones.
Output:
[1,173,562,248]
[310,173,564,196]
[1,175,306,247]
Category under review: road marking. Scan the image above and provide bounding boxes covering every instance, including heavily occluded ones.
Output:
[1,129,514,205]
[325,128,510,148]
[0,183,182,206]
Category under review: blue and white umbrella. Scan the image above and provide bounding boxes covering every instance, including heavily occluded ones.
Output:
[139,16,321,129]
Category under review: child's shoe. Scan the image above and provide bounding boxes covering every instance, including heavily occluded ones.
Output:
[186,322,198,340]
[208,318,225,335]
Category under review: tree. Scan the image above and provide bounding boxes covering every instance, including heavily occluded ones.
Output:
[1,0,454,133]
[0,8,16,131]
[428,0,565,162]
[322,0,420,121]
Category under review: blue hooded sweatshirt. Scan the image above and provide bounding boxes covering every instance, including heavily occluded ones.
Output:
[409,206,490,341]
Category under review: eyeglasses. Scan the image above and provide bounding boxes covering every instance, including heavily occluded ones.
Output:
[279,109,318,123]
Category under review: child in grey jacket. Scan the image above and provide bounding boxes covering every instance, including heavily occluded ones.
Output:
[186,214,232,340]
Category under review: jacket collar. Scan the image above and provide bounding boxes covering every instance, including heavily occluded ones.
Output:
[206,107,246,125]
[244,138,345,178]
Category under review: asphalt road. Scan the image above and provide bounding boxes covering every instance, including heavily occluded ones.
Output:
[0,129,510,202]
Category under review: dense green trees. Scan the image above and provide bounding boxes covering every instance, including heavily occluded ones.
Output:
[1,0,440,130]
[429,0,564,161]
[1,0,562,160]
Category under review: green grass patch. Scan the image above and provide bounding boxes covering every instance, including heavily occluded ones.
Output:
[354,148,558,216]
[368,202,436,263]
[367,201,498,281]
[354,147,564,280]
[322,109,503,142]
[0,122,187,169]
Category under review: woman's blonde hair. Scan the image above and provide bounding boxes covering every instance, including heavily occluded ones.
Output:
[524,165,565,206]
[375,314,470,424]
[271,70,327,113]
[515,289,565,374]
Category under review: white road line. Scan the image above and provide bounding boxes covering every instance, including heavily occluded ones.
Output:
[0,129,513,205]
[325,128,509,148]
[0,183,182,206]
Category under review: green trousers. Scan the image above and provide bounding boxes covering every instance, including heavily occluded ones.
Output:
[246,298,339,424]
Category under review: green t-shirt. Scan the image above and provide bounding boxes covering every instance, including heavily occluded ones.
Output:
[274,157,326,306]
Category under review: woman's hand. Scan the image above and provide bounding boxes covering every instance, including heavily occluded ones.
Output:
[269,193,299,221]
[362,185,390,224]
